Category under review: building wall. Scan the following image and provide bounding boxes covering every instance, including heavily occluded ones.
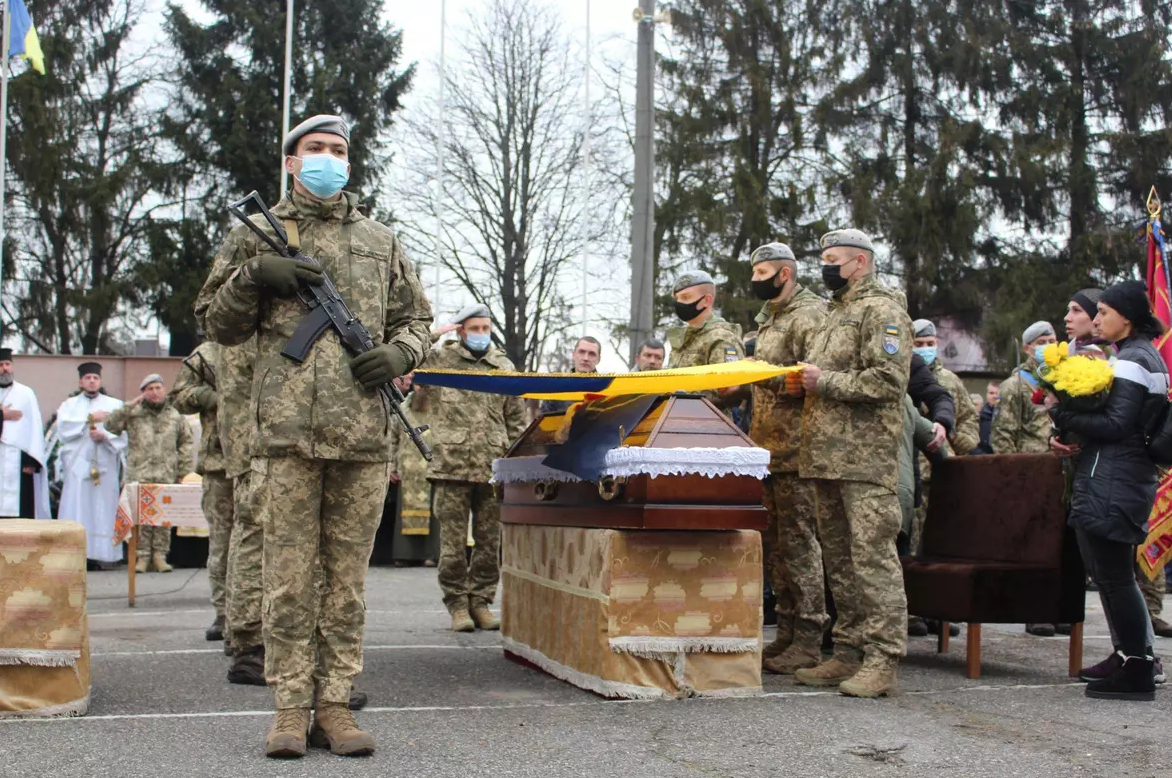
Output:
[13,355,187,425]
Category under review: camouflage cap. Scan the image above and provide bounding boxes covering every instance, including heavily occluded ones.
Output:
[819,228,873,252]
[282,114,351,156]
[672,270,715,294]
[912,319,936,337]
[749,243,796,265]
[453,303,491,324]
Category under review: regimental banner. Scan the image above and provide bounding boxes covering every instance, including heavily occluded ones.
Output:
[1142,187,1172,579]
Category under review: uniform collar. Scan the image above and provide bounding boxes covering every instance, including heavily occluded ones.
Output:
[273,189,362,223]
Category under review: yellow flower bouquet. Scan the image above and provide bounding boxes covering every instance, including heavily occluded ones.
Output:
[1037,341,1114,414]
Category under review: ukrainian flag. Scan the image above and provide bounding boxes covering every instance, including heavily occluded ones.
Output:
[8,0,45,75]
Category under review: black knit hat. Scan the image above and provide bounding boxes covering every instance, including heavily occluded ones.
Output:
[1070,288,1102,317]
[1099,281,1164,338]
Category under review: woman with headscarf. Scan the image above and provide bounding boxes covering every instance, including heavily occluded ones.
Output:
[1048,281,1168,700]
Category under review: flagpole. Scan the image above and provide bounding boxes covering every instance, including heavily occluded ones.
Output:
[0,0,11,334]
[278,0,294,199]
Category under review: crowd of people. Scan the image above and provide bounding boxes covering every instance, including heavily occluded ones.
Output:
[2,112,1168,759]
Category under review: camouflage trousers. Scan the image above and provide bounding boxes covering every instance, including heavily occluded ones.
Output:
[201,471,234,618]
[253,456,389,709]
[432,481,500,613]
[762,473,826,649]
[1138,562,1165,618]
[813,479,907,661]
[226,471,263,651]
[136,526,171,558]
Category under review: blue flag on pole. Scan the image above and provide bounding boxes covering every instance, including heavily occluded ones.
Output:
[8,0,46,75]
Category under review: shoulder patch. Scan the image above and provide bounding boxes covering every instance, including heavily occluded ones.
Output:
[725,347,739,362]
[885,324,900,336]
[882,323,901,355]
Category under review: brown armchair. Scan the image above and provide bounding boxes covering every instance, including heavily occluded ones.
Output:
[900,453,1086,678]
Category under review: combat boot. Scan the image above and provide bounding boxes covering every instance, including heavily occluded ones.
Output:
[309,703,375,756]
[134,556,149,574]
[228,645,266,686]
[763,644,820,675]
[450,608,475,633]
[762,622,794,660]
[839,654,899,698]
[152,552,173,573]
[794,655,862,687]
[205,614,225,642]
[470,603,500,631]
[1152,617,1172,639]
[265,707,310,759]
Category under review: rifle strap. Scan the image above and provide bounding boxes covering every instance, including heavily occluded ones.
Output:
[283,219,301,251]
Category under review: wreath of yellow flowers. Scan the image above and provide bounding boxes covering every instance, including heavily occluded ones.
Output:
[1039,342,1114,398]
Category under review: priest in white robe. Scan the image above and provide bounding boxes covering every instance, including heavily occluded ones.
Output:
[0,348,51,519]
[55,362,128,564]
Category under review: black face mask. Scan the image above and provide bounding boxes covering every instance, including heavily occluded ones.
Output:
[822,262,852,291]
[752,273,783,301]
[674,299,707,322]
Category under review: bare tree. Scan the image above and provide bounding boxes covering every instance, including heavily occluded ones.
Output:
[395,0,621,370]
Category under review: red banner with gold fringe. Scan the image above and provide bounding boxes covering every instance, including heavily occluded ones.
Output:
[1142,188,1172,579]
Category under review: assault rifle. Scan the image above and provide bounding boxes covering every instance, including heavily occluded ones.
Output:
[226,191,433,461]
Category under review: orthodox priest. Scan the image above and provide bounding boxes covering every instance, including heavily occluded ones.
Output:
[0,348,51,519]
[55,362,128,564]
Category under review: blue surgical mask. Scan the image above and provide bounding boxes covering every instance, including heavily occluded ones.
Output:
[464,332,492,352]
[1033,345,1047,364]
[295,154,349,199]
[913,346,937,365]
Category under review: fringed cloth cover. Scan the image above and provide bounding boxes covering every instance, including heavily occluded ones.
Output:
[0,520,90,717]
[492,448,771,484]
[502,524,762,699]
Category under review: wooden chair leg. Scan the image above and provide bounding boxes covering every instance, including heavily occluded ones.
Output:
[1069,622,1084,678]
[965,623,981,679]
[937,622,951,654]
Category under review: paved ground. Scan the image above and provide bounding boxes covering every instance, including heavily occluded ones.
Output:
[0,565,1167,777]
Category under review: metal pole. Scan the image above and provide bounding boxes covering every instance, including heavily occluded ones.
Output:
[581,0,590,336]
[0,1,11,332]
[278,0,294,199]
[629,0,656,364]
[433,0,446,311]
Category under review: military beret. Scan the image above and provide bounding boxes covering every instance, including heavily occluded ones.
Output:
[453,303,492,324]
[819,228,873,252]
[78,362,102,377]
[672,270,715,294]
[140,373,165,390]
[1021,320,1055,345]
[749,242,796,265]
[282,114,351,156]
[912,319,936,338]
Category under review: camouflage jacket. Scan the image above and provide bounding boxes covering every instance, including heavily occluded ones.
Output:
[105,402,195,484]
[798,274,913,492]
[195,189,434,463]
[216,337,257,480]
[666,314,745,408]
[750,285,827,473]
[170,341,224,475]
[991,366,1051,454]
[390,390,433,525]
[414,340,529,483]
[931,361,979,456]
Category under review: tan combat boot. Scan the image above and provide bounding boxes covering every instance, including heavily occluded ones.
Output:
[794,655,862,687]
[839,654,898,698]
[470,603,500,631]
[763,644,820,675]
[450,607,475,633]
[152,552,173,573]
[309,703,375,756]
[762,622,794,661]
[134,556,149,574]
[265,707,310,758]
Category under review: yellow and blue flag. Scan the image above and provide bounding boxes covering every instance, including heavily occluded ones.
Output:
[8,0,45,75]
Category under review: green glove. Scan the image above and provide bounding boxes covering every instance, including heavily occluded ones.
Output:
[195,387,218,411]
[350,343,413,390]
[247,254,324,296]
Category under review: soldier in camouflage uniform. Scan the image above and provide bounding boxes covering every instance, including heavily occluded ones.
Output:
[793,228,913,698]
[991,320,1057,455]
[414,304,528,632]
[744,243,829,675]
[666,270,744,409]
[97,374,195,574]
[170,341,234,642]
[911,320,979,456]
[196,115,433,759]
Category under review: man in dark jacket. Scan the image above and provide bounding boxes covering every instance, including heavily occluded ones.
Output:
[974,381,1000,454]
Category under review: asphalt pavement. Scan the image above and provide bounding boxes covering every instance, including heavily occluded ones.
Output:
[0,565,1167,778]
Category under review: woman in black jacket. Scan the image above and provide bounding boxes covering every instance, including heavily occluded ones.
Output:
[1049,280,1167,701]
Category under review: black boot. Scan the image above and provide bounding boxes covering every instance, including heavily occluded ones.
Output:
[205,614,225,642]
[348,688,368,711]
[907,616,929,637]
[926,620,960,637]
[1078,649,1124,682]
[1026,623,1055,637]
[1085,656,1156,701]
[227,645,266,686]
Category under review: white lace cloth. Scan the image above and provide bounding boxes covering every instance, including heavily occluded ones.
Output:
[491,447,770,483]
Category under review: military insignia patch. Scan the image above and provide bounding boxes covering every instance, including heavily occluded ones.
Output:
[883,324,900,355]
[725,347,739,362]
